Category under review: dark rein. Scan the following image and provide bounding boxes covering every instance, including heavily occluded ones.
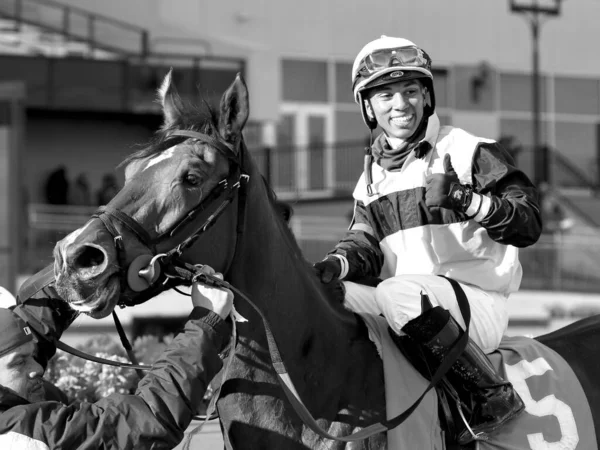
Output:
[20,129,471,443]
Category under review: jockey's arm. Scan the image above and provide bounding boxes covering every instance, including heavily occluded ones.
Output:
[326,200,384,280]
[471,142,542,248]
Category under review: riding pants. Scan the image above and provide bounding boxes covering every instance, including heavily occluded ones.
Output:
[343,275,509,354]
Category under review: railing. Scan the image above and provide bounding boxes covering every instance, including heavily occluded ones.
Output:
[248,143,600,207]
[0,53,245,112]
[292,218,600,294]
[20,202,600,294]
[0,0,149,58]
[512,145,600,192]
[250,140,365,198]
[28,203,95,232]
[0,0,246,113]
[518,232,600,293]
[550,148,599,191]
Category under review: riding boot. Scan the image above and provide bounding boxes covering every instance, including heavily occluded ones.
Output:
[401,306,525,444]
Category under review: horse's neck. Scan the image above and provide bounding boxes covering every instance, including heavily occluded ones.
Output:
[220,177,388,430]
[229,195,356,364]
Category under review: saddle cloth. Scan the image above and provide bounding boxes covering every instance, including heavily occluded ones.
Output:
[359,313,597,450]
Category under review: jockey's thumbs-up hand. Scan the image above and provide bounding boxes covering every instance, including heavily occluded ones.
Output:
[191,266,233,319]
[425,154,472,212]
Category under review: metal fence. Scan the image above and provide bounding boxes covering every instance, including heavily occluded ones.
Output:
[249,141,365,197]
[247,142,600,199]
[518,232,600,293]
[22,189,600,295]
[291,217,600,294]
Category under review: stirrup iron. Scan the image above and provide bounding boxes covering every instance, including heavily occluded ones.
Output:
[456,402,489,443]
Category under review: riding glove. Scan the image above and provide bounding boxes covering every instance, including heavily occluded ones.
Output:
[313,257,342,284]
[425,154,473,213]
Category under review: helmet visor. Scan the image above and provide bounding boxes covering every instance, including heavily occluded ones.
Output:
[358,46,431,76]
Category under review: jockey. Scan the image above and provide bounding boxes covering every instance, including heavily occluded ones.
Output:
[313,36,542,444]
[0,272,232,449]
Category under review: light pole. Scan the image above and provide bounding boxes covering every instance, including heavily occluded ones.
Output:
[509,0,562,188]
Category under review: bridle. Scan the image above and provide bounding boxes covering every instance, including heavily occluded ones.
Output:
[77,129,250,381]
[19,128,249,376]
[19,128,473,443]
[93,129,249,308]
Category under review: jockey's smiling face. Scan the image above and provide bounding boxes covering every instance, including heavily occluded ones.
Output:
[365,79,427,141]
[0,341,45,402]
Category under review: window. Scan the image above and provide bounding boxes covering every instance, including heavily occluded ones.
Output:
[334,110,367,190]
[335,62,354,104]
[500,73,548,112]
[282,59,328,102]
[433,68,449,108]
[274,105,334,194]
[554,77,600,115]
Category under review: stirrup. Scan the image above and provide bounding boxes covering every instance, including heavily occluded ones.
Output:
[456,402,489,444]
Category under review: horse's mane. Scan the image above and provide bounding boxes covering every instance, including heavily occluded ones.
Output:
[257,171,350,317]
[121,99,220,166]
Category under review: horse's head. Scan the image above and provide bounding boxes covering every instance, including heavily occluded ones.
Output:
[53,70,249,318]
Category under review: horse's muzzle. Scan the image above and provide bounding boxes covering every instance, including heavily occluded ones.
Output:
[62,243,109,280]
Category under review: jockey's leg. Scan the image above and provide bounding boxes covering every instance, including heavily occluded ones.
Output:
[374,275,523,444]
[374,275,507,352]
[341,281,380,316]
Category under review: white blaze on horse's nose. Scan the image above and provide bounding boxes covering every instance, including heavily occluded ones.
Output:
[144,147,176,171]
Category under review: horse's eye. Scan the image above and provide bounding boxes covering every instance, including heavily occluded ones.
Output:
[184,173,201,186]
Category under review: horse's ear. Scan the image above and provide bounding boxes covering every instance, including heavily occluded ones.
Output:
[218,73,249,146]
[158,69,184,129]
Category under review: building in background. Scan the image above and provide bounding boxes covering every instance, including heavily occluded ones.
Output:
[1,0,600,336]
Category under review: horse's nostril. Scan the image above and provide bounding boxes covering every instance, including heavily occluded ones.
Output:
[71,245,106,271]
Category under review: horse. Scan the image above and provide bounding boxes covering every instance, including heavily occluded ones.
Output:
[49,71,600,449]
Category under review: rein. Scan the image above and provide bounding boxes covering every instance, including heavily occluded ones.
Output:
[92,129,248,307]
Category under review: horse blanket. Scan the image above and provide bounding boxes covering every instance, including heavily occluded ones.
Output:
[360,314,597,450]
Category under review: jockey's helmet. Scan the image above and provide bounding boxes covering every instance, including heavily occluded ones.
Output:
[352,36,436,129]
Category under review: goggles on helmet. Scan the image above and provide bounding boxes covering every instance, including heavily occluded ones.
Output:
[356,46,432,77]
